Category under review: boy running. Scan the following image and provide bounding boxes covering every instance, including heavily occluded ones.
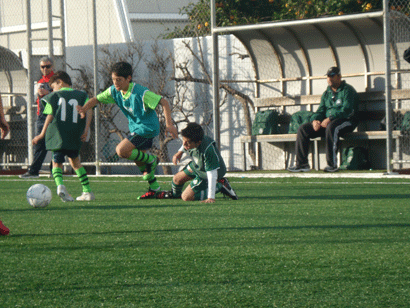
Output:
[158,122,238,202]
[32,71,95,202]
[76,62,178,199]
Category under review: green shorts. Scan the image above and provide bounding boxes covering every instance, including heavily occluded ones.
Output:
[183,162,208,193]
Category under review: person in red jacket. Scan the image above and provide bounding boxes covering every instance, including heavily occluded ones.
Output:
[20,57,55,178]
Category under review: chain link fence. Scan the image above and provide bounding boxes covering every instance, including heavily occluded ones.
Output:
[1,0,410,173]
[389,0,410,170]
[0,48,28,171]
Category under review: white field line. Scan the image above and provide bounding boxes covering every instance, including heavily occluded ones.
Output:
[2,174,410,185]
[2,172,410,179]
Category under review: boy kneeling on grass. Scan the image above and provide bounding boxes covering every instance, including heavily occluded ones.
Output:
[157,122,238,202]
[32,71,94,202]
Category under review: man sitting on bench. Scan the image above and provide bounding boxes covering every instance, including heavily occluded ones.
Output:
[288,66,360,173]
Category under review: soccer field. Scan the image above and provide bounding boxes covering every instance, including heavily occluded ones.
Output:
[1,175,410,307]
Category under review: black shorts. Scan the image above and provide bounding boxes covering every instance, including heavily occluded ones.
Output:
[127,133,153,150]
[53,149,80,164]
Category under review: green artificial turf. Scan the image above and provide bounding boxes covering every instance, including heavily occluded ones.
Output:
[1,176,410,307]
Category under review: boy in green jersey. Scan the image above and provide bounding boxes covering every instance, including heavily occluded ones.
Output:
[77,62,178,199]
[158,122,238,202]
[32,71,95,202]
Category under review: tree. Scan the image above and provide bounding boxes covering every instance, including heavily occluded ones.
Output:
[165,0,385,39]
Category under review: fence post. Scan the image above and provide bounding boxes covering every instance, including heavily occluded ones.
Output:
[383,0,393,174]
[92,0,101,175]
[25,0,34,166]
[211,0,220,149]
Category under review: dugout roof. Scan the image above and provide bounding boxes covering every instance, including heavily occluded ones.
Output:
[0,46,27,100]
[214,11,410,97]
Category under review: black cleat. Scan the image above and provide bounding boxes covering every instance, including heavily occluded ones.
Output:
[156,190,174,199]
[219,177,238,200]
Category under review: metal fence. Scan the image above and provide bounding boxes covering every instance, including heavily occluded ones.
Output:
[388,0,410,170]
[0,0,409,174]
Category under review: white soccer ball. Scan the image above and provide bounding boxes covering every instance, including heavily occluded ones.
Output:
[26,184,52,208]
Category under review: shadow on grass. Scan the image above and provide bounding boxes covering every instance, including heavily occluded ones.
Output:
[9,223,410,239]
[1,192,409,212]
[0,202,208,212]
[243,193,410,201]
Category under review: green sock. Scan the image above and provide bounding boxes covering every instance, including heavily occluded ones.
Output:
[216,182,223,194]
[148,177,160,191]
[172,181,183,198]
[52,167,64,187]
[75,167,91,193]
[194,189,207,201]
[129,149,154,163]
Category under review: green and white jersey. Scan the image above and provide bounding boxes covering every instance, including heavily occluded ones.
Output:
[96,82,161,138]
[185,135,226,179]
[42,87,89,151]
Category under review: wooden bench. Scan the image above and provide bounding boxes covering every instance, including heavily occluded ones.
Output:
[241,89,410,171]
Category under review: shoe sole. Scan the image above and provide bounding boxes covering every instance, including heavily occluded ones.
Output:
[76,197,95,201]
[288,168,311,173]
[59,192,74,202]
[221,188,239,200]
[138,195,156,200]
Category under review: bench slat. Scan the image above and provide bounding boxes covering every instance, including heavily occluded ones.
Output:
[240,130,402,143]
[254,89,410,108]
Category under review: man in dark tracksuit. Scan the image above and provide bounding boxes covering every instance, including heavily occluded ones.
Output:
[20,57,54,178]
[288,66,359,173]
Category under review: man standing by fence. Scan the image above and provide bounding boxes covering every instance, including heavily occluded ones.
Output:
[20,57,55,178]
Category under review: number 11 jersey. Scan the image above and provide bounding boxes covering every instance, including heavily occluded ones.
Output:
[42,87,89,151]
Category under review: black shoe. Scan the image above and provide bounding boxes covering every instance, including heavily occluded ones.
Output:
[324,165,339,172]
[219,178,238,200]
[156,191,173,199]
[19,172,39,178]
[287,164,311,172]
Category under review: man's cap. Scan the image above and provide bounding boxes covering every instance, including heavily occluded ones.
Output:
[325,66,340,77]
[404,47,410,64]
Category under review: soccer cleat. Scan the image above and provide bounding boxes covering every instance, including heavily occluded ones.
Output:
[0,220,10,236]
[142,156,159,181]
[156,190,174,199]
[76,192,95,201]
[19,172,39,179]
[219,177,238,200]
[323,165,339,172]
[138,189,158,200]
[287,164,311,172]
[57,185,74,202]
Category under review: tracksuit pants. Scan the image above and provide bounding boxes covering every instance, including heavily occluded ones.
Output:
[295,118,357,168]
[28,117,48,175]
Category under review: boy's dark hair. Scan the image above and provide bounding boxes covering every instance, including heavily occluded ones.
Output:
[181,122,204,143]
[49,71,72,86]
[111,62,133,79]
